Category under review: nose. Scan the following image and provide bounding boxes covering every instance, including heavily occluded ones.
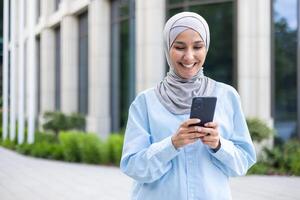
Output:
[183,48,194,62]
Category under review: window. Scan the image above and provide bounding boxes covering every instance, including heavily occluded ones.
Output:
[24,0,27,27]
[272,0,298,140]
[166,0,236,86]
[55,26,61,111]
[111,0,136,132]
[78,12,89,115]
[36,0,41,23]
[55,0,60,11]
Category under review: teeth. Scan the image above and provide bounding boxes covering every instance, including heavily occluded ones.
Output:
[182,63,194,68]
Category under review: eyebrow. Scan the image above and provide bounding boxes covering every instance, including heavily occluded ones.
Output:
[173,41,204,45]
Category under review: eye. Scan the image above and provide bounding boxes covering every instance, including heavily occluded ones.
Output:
[174,46,185,50]
[194,46,204,50]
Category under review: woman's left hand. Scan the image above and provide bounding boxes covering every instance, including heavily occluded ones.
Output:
[198,122,221,150]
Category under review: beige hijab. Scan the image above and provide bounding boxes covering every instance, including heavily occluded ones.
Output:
[155,12,216,115]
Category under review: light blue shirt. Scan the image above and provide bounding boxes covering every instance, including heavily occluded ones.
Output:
[120,82,256,200]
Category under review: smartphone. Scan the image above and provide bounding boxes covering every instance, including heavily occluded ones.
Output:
[190,97,217,126]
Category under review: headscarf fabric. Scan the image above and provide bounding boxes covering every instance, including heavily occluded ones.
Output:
[155,12,216,115]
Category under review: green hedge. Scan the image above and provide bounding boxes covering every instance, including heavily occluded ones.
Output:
[248,140,300,175]
[246,118,274,142]
[59,131,110,164]
[59,131,82,162]
[108,134,124,166]
[0,126,2,143]
[0,131,124,166]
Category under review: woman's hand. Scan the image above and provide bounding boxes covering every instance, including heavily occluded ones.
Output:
[199,122,220,150]
[171,119,206,149]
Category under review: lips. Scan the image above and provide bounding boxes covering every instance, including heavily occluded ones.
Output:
[181,63,196,68]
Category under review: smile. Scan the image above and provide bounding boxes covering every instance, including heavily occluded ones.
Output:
[181,63,196,68]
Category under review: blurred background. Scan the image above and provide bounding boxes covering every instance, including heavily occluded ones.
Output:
[0,0,300,174]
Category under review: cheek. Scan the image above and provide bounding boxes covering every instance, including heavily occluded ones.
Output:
[197,51,207,61]
[169,50,181,61]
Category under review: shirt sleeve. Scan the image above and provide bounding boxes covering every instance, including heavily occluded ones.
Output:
[207,89,257,177]
[120,95,180,183]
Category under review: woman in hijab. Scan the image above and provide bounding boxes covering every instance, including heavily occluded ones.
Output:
[120,12,256,200]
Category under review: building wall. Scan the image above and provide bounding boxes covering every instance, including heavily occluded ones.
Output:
[4,0,291,141]
[237,0,272,125]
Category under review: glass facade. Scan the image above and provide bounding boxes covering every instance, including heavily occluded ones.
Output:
[111,0,136,132]
[78,12,89,115]
[273,0,299,139]
[166,0,236,86]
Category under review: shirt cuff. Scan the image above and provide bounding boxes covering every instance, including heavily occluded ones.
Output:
[147,136,181,164]
[207,136,234,162]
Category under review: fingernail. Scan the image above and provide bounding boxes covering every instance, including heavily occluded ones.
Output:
[197,119,201,122]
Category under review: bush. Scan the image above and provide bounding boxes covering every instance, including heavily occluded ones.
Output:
[247,162,271,175]
[43,112,70,136]
[59,131,82,162]
[246,118,274,142]
[49,144,64,160]
[35,132,58,144]
[1,128,123,167]
[43,111,85,136]
[16,143,33,155]
[1,138,17,150]
[108,134,124,166]
[248,140,300,176]
[0,110,2,126]
[79,133,109,164]
[0,126,2,142]
[69,113,86,131]
[59,131,110,164]
[30,141,54,158]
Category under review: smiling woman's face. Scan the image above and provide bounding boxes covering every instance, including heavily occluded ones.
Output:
[169,29,207,79]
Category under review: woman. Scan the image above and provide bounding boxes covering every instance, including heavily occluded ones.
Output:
[120,12,256,200]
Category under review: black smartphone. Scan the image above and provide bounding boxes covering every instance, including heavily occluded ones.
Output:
[190,97,217,126]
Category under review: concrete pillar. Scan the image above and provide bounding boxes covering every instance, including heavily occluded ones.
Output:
[2,0,9,140]
[237,0,273,125]
[27,0,38,144]
[40,0,56,116]
[61,14,78,113]
[9,0,18,141]
[136,0,166,93]
[18,0,25,144]
[86,0,111,138]
[40,30,56,114]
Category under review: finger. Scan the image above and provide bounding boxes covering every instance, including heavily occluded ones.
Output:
[177,127,189,135]
[188,132,206,139]
[201,132,219,141]
[187,125,201,133]
[204,122,218,128]
[182,118,201,127]
[199,127,216,136]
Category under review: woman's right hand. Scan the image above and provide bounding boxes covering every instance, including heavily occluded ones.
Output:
[171,119,206,149]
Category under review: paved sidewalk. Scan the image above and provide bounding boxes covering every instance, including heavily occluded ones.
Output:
[1,147,300,200]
